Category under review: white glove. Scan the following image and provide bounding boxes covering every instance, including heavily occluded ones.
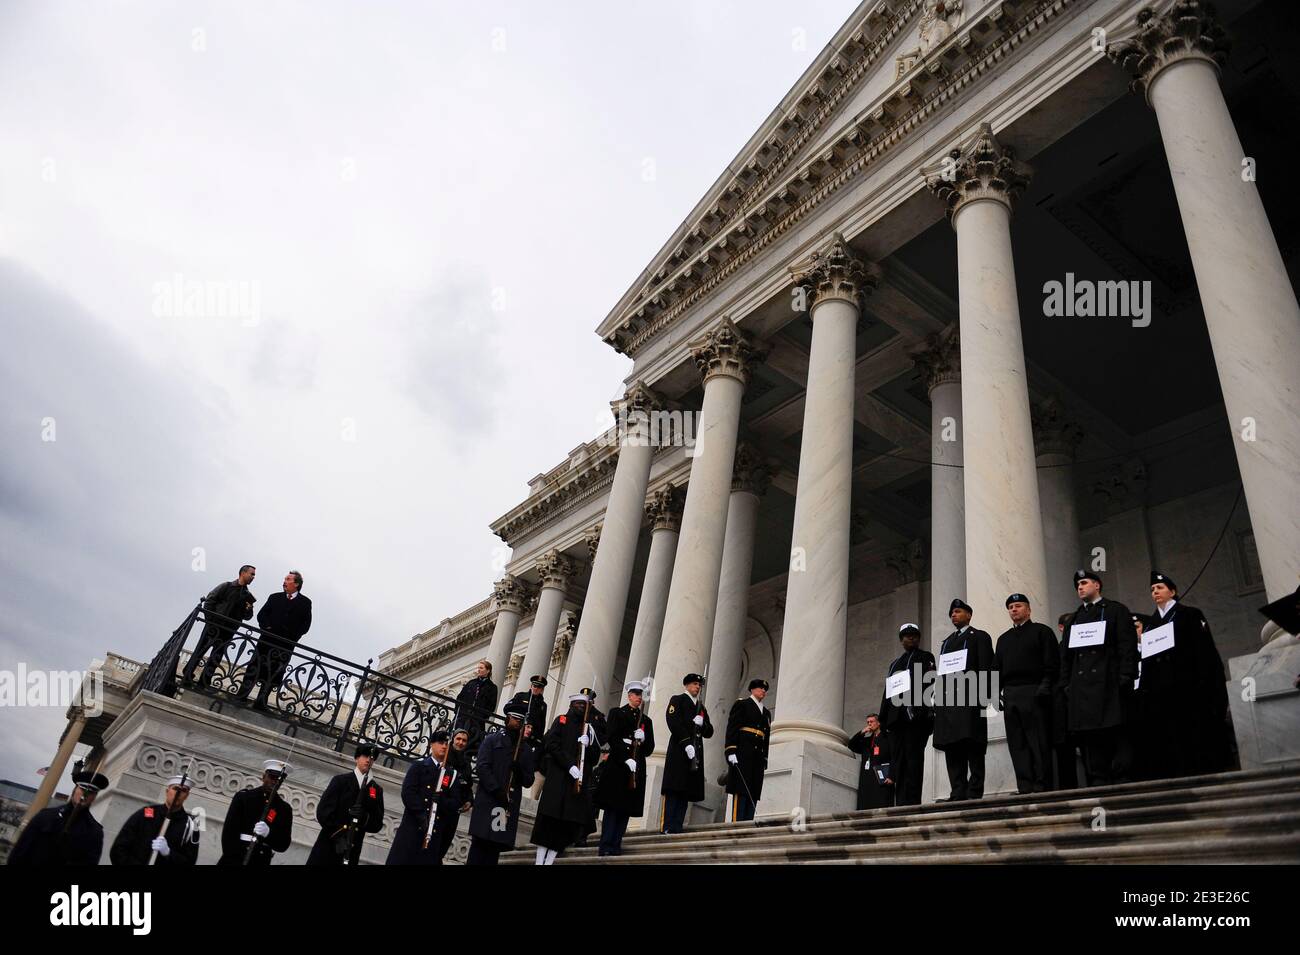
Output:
[684,744,696,760]
[625,759,637,772]
[692,714,704,727]
[622,738,632,746]
[634,728,646,741]
[727,754,739,765]
[568,764,582,781]
[253,820,271,838]
[151,836,170,856]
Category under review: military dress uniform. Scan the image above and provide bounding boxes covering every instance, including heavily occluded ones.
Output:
[724,680,771,822]
[878,625,936,806]
[8,769,108,867]
[110,775,200,866]
[995,595,1060,794]
[467,699,537,865]
[386,732,468,866]
[660,674,714,833]
[218,760,294,865]
[593,682,655,856]
[306,744,386,866]
[932,599,996,802]
[532,692,603,864]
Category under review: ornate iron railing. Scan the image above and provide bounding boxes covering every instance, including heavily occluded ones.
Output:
[139,599,504,761]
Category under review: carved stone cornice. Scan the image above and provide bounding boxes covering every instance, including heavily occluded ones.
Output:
[690,316,766,387]
[535,549,576,592]
[492,574,531,616]
[910,324,961,393]
[490,439,619,547]
[646,482,685,533]
[927,122,1032,222]
[1032,396,1085,460]
[792,235,880,311]
[1107,1,1230,105]
[731,443,770,497]
[603,0,1075,357]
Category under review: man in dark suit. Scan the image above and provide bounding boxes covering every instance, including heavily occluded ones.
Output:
[724,678,771,822]
[236,569,312,708]
[183,564,256,687]
[933,598,996,801]
[454,659,499,747]
[996,594,1058,794]
[306,743,386,865]
[1060,569,1139,785]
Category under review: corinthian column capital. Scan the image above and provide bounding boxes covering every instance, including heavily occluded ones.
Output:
[1031,396,1085,460]
[492,574,532,616]
[645,482,685,532]
[534,549,575,591]
[793,235,880,311]
[910,324,961,394]
[1107,1,1230,104]
[611,380,664,427]
[927,122,1033,222]
[689,316,765,387]
[731,443,770,497]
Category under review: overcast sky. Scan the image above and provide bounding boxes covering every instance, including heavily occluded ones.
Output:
[0,0,857,786]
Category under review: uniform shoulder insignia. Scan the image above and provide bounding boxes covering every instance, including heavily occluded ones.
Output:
[667,705,675,714]
[559,715,567,724]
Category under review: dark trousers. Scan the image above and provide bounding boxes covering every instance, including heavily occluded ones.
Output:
[235,642,291,706]
[943,739,986,800]
[1054,742,1082,789]
[1003,686,1051,793]
[182,626,234,685]
[1080,727,1120,786]
[892,719,931,806]
[599,809,630,855]
[436,817,457,863]
[465,837,503,866]
[661,795,689,833]
[730,792,755,822]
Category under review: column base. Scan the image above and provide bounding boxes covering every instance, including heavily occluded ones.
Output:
[1229,633,1300,770]
[756,736,859,819]
[768,717,853,750]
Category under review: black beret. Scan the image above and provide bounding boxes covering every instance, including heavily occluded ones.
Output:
[949,598,973,615]
[1074,568,1102,585]
[748,678,769,691]
[430,730,450,744]
[1150,571,1177,592]
[1006,593,1030,607]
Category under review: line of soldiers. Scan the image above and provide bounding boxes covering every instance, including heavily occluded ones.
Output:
[864,567,1229,810]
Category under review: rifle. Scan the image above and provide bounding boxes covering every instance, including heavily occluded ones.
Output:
[626,700,644,791]
[338,785,367,866]
[573,695,592,794]
[504,692,537,815]
[149,760,192,865]
[690,665,709,773]
[244,738,296,865]
[421,753,456,851]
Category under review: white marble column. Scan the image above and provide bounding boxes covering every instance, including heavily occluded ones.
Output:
[928,123,1049,625]
[21,706,86,826]
[485,575,530,699]
[623,483,683,694]
[911,325,965,651]
[1033,396,1085,618]
[772,237,878,748]
[567,383,662,705]
[1112,4,1300,600]
[518,549,574,698]
[703,445,768,811]
[652,318,762,696]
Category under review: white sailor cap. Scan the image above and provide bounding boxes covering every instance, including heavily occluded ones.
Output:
[625,680,646,694]
[263,759,291,776]
[165,775,193,789]
[568,692,590,704]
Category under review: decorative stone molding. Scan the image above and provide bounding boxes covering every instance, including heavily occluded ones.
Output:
[551,611,580,668]
[926,122,1033,222]
[646,482,685,532]
[896,1,966,77]
[1092,459,1149,511]
[492,574,532,616]
[535,549,576,592]
[604,0,1077,356]
[1107,1,1230,104]
[731,443,771,497]
[1032,396,1085,460]
[585,523,603,563]
[490,439,619,547]
[910,323,961,394]
[886,539,927,584]
[505,653,524,687]
[792,235,880,311]
[689,316,766,387]
[612,380,664,429]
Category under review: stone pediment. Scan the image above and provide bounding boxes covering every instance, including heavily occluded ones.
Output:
[597,0,1045,358]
